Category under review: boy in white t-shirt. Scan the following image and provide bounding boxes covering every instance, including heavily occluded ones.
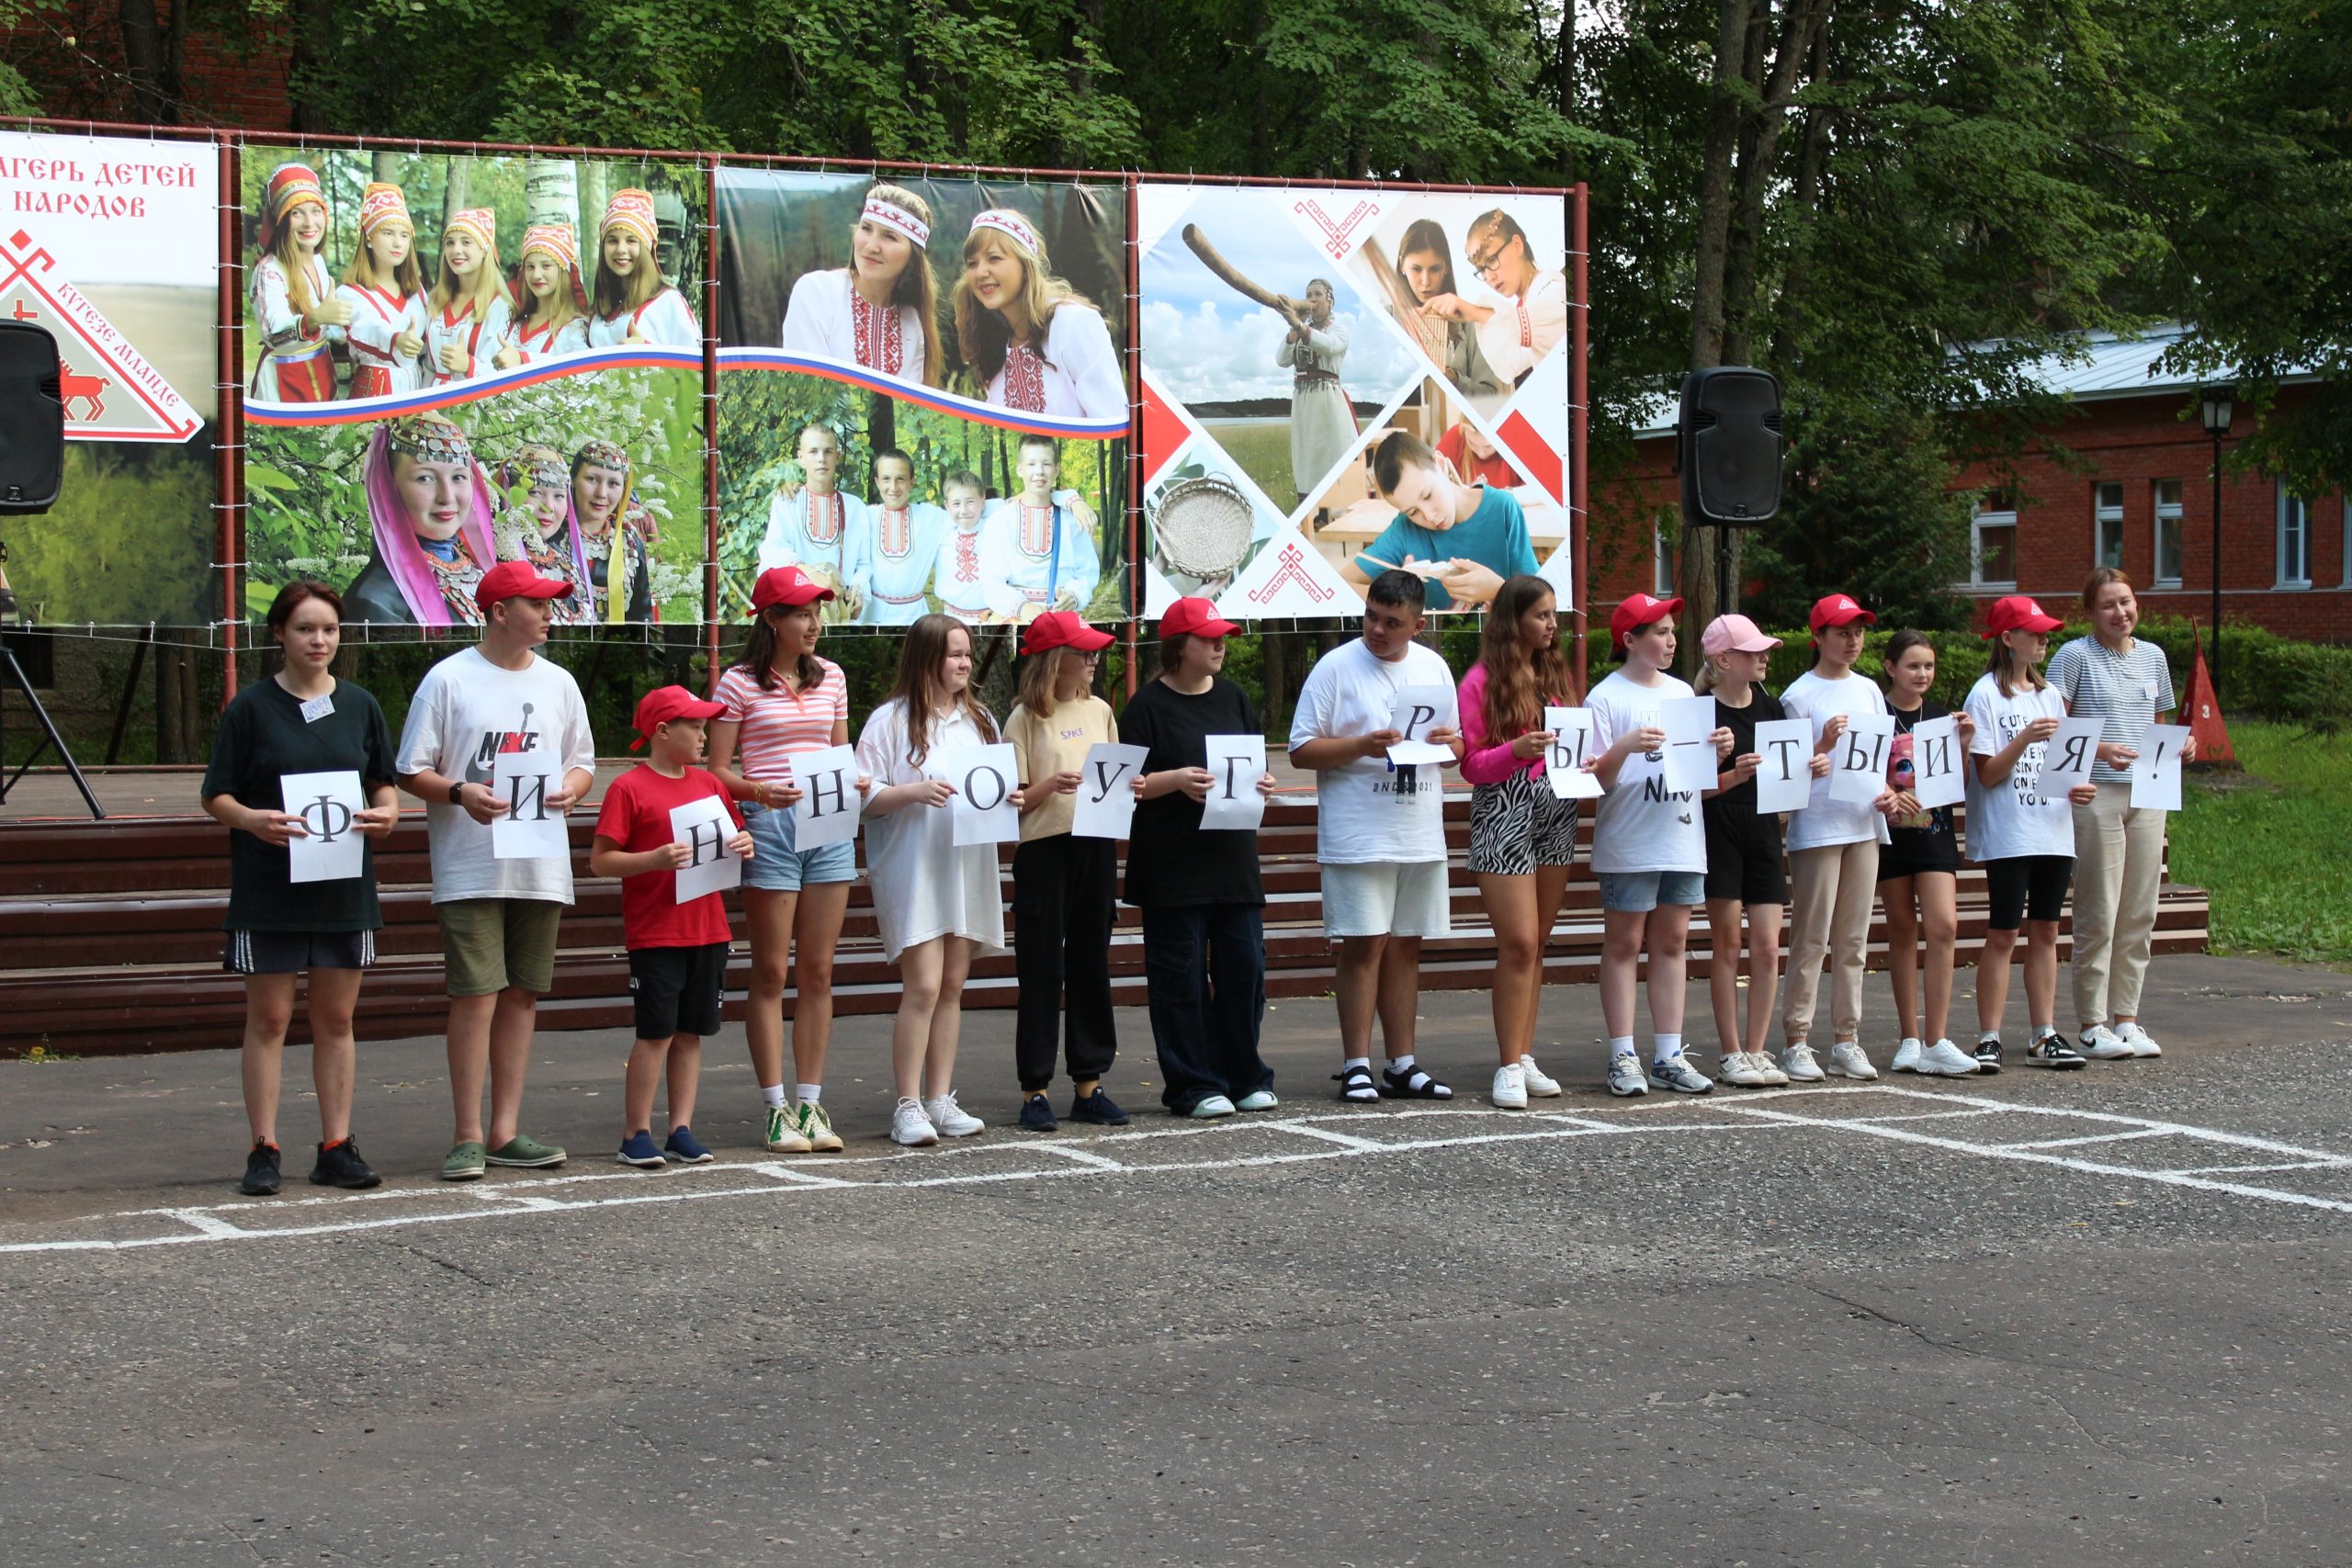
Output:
[1288,570,1462,1102]
[1587,594,1733,1097]
[395,561,598,1181]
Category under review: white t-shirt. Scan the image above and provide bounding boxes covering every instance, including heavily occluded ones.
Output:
[1584,668,1705,875]
[1778,667,1894,852]
[1963,673,2075,862]
[854,697,1008,962]
[1288,637,1453,864]
[395,647,598,904]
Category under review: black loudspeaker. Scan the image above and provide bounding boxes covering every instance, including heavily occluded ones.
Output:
[1678,366,1783,526]
[0,319,63,515]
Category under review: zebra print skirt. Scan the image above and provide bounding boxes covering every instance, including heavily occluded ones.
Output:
[1467,769,1581,876]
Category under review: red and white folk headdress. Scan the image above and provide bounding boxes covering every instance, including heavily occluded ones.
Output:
[357,182,413,241]
[969,208,1042,258]
[256,163,325,251]
[442,206,499,263]
[861,194,930,249]
[600,188,661,250]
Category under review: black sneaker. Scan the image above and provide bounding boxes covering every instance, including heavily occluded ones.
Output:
[1069,1088,1129,1125]
[240,1142,282,1196]
[310,1138,382,1189]
[1018,1094,1058,1132]
[1973,1038,2005,1074]
[2025,1030,2086,1070]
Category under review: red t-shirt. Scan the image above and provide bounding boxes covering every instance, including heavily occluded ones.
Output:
[1436,423,1519,490]
[594,763,745,949]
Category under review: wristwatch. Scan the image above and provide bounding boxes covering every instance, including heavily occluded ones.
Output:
[447,780,466,806]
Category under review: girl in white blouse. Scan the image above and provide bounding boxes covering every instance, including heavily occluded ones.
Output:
[950,208,1125,422]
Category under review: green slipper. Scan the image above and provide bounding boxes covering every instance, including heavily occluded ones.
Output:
[485,1134,567,1168]
[439,1141,488,1181]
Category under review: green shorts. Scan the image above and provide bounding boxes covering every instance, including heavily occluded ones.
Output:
[436,897,565,998]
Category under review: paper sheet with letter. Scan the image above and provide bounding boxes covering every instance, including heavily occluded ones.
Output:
[1200,734,1269,831]
[786,743,862,850]
[1829,712,1896,807]
[1749,718,1814,813]
[937,743,1022,847]
[280,770,366,884]
[2131,723,2190,811]
[669,794,742,903]
[1543,706,1602,800]
[1659,696,1719,795]
[2041,716,2106,799]
[491,749,571,861]
[1385,684,1456,767]
[1071,742,1150,840]
[1907,716,1966,810]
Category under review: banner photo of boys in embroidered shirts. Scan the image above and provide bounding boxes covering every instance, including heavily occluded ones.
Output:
[0,129,216,629]
[1136,181,1571,618]
[240,148,707,628]
[714,168,1129,625]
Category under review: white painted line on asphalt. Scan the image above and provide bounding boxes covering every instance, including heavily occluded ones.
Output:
[160,1208,248,1239]
[1278,1123,1386,1152]
[2162,1158,2350,1178]
[1026,1144,1127,1170]
[1996,1127,2179,1153]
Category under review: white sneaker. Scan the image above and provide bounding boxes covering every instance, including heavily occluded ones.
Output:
[890,1097,938,1146]
[1235,1089,1280,1111]
[1189,1094,1238,1119]
[1916,1039,1981,1077]
[1748,1051,1792,1087]
[2118,1021,2163,1058]
[1779,1043,1826,1083]
[1517,1055,1563,1097]
[1828,1041,1879,1080]
[1716,1052,1770,1089]
[2079,1025,2133,1060]
[922,1092,985,1137]
[1605,1055,1647,1097]
[1891,1037,1925,1073]
[1491,1062,1529,1110]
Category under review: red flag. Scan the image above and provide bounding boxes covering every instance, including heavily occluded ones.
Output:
[2182,624,2234,767]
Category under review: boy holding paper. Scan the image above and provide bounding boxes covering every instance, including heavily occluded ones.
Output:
[590,686,752,1168]
[1006,611,1130,1131]
[1121,598,1282,1119]
[396,560,596,1182]
[1291,570,1463,1101]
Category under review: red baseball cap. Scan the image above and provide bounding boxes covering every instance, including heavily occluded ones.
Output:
[1158,596,1239,640]
[475,559,574,610]
[1983,594,2064,637]
[751,565,836,612]
[1808,592,1876,632]
[629,683,727,750]
[1022,610,1114,655]
[1609,592,1681,650]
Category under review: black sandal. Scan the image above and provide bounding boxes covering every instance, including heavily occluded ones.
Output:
[1379,1065,1453,1100]
[1333,1064,1379,1102]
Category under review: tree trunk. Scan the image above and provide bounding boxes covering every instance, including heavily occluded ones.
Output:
[1770,29,1838,368]
[1688,0,1755,371]
[1555,0,1577,186]
[1724,0,1832,367]
[287,0,338,134]
[524,159,580,231]
[154,640,196,762]
[442,161,471,231]
[118,0,175,123]
[1263,627,1287,739]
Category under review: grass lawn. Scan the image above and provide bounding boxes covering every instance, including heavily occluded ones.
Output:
[2171,721,2352,964]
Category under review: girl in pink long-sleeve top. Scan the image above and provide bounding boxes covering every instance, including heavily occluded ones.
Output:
[1456,573,1581,1109]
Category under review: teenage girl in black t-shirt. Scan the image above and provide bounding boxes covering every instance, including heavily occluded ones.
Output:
[1877,630,1982,1075]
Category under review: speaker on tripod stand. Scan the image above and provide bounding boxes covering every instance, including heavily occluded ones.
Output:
[0,317,102,818]
[1677,367,1785,622]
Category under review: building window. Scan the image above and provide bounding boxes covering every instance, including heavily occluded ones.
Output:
[2153,479,2184,587]
[2094,481,2125,570]
[2278,485,2312,588]
[1653,521,1676,597]
[1971,493,2018,589]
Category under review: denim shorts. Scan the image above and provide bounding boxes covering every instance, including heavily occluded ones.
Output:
[741,800,857,892]
[1596,870,1706,913]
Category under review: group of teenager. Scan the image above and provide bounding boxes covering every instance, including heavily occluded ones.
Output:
[203,422,2177,1194]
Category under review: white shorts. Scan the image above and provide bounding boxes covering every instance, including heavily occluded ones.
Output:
[1321,860,1453,940]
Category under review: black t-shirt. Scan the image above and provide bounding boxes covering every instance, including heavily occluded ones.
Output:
[1116,675,1266,908]
[200,676,399,932]
[1888,698,1959,846]
[1703,688,1787,826]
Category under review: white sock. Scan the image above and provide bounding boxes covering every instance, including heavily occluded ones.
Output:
[795,1083,821,1105]
[760,1084,787,1110]
[1608,1036,1636,1060]
[1389,1053,1416,1075]
[1979,1030,2001,1044]
[1344,1055,1371,1074]
[1653,1033,1682,1064]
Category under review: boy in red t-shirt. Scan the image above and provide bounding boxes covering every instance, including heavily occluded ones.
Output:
[591,685,752,1168]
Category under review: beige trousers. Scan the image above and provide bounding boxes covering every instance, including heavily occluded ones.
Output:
[1783,839,1880,1043]
[2068,781,2167,1029]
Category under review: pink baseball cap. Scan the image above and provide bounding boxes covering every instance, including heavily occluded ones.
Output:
[1701,614,1781,657]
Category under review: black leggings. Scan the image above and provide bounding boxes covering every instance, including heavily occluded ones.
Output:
[1984,854,2073,931]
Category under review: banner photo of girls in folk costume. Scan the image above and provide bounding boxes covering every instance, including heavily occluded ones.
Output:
[240,148,707,627]
[713,169,1129,626]
[1135,182,1571,619]
[0,130,216,629]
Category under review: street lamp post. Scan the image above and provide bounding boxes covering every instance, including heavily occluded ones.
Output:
[2199,388,2234,694]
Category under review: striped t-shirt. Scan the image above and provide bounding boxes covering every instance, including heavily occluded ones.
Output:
[715,657,849,783]
[2046,635,2176,784]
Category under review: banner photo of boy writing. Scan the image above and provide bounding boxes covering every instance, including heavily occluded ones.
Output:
[239,147,708,628]
[1136,181,1570,618]
[713,167,1129,626]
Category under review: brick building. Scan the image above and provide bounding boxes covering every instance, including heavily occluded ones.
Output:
[1604,328,2349,641]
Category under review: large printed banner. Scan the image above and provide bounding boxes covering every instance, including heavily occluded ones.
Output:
[0,130,216,628]
[1136,182,1572,619]
[714,169,1127,626]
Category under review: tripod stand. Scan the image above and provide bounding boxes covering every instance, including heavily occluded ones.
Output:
[0,544,105,819]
